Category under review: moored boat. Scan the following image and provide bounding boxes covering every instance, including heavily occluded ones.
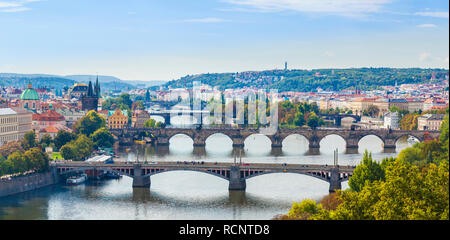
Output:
[66,174,88,185]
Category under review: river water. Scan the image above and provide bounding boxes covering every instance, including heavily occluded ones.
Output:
[0,131,414,220]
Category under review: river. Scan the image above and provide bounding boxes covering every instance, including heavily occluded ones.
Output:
[0,131,415,220]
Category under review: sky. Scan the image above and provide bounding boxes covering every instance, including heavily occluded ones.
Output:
[0,0,449,81]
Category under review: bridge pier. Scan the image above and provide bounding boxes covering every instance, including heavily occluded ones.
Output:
[383,138,397,153]
[383,146,397,153]
[329,168,342,193]
[229,166,246,191]
[345,145,359,154]
[156,136,170,146]
[132,165,151,188]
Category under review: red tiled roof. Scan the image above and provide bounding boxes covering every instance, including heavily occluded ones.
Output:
[32,110,65,121]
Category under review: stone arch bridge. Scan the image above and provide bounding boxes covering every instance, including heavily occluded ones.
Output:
[110,127,440,153]
[55,162,354,193]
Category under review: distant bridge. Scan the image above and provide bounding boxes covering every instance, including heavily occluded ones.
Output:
[110,127,441,154]
[54,162,354,193]
[319,114,361,127]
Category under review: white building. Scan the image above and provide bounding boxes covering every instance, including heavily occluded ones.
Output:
[0,108,20,146]
[384,111,400,129]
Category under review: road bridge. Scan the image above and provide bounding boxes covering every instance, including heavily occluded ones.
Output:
[54,162,355,193]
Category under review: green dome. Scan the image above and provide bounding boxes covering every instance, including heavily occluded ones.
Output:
[20,84,40,101]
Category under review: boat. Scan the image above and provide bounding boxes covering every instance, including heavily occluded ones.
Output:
[66,174,88,185]
[135,140,146,145]
[408,136,419,145]
[104,172,122,180]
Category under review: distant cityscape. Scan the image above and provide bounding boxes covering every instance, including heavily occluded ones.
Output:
[0,67,448,146]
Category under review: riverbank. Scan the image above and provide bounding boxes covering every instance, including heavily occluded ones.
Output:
[0,168,60,198]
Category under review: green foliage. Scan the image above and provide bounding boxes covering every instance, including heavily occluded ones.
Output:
[165,68,449,92]
[54,130,77,150]
[400,113,419,130]
[144,119,164,128]
[348,151,388,192]
[363,105,380,117]
[102,93,133,111]
[292,160,449,220]
[74,111,106,137]
[278,101,323,128]
[60,134,94,161]
[21,131,36,150]
[0,148,50,176]
[288,200,325,220]
[60,144,78,161]
[39,134,53,148]
[307,112,322,129]
[23,148,50,173]
[91,128,115,149]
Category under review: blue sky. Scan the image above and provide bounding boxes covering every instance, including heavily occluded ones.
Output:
[0,0,448,81]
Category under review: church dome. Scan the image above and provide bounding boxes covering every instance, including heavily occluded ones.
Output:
[20,83,40,101]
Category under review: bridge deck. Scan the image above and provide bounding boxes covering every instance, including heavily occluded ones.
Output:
[53,161,355,173]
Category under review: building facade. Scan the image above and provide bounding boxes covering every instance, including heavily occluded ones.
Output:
[108,109,128,129]
[132,109,150,128]
[384,111,400,130]
[0,108,19,146]
[417,114,445,131]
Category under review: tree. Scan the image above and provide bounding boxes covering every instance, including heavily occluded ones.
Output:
[287,199,325,220]
[0,158,14,176]
[91,127,115,149]
[348,151,387,192]
[8,151,27,174]
[294,112,305,127]
[54,130,77,150]
[22,131,36,150]
[397,147,423,165]
[440,114,449,161]
[144,119,156,128]
[60,144,78,161]
[74,111,106,137]
[39,134,53,148]
[364,105,380,118]
[72,135,94,161]
[24,148,50,172]
[0,141,24,158]
[389,106,400,113]
[307,112,322,129]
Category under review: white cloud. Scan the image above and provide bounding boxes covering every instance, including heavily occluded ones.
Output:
[417,23,437,28]
[415,11,449,18]
[183,17,231,23]
[0,0,40,13]
[222,0,390,16]
[419,52,431,62]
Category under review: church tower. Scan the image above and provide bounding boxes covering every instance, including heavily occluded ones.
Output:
[81,79,100,111]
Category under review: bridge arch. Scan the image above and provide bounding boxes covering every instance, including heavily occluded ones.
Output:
[245,171,331,182]
[358,134,385,153]
[281,134,310,155]
[394,134,423,144]
[205,133,233,153]
[143,169,230,181]
[243,134,272,154]
[319,133,347,153]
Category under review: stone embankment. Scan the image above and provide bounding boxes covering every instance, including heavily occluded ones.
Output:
[0,168,60,198]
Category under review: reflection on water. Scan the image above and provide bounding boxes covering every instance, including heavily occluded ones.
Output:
[0,134,415,220]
